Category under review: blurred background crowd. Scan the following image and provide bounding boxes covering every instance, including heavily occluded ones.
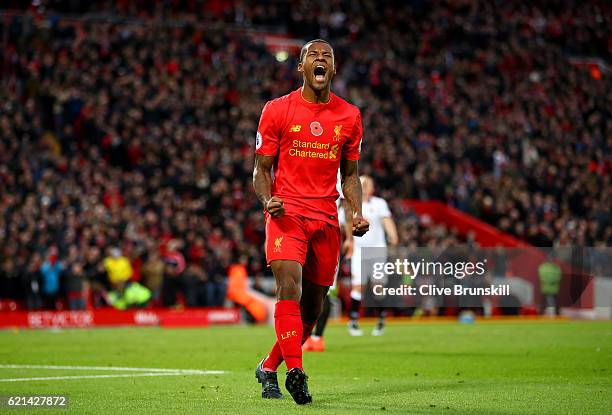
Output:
[0,0,609,310]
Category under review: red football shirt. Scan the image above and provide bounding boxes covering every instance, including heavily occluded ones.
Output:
[256,88,363,226]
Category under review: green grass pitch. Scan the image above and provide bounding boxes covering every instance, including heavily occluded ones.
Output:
[0,320,610,414]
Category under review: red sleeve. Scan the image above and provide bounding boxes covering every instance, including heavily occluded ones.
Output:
[255,101,280,156]
[343,110,362,161]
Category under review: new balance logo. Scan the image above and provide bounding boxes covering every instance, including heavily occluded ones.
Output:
[289,125,302,132]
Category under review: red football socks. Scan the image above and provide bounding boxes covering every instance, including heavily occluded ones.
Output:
[272,300,303,371]
[262,303,318,372]
[263,342,283,372]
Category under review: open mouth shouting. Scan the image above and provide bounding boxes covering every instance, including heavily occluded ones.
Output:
[313,64,327,83]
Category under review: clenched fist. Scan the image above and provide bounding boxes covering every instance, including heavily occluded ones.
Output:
[352,214,369,237]
[265,196,285,218]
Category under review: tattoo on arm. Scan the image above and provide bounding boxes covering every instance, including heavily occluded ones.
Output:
[253,154,274,207]
[340,159,362,218]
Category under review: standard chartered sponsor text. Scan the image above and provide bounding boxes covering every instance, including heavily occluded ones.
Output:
[290,140,337,159]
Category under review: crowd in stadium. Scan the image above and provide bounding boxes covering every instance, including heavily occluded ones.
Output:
[0,0,609,309]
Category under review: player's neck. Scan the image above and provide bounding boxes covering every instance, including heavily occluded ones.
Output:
[301,85,331,104]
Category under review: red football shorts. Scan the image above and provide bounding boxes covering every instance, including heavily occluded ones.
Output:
[265,214,341,287]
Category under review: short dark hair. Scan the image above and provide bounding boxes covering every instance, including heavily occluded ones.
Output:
[299,39,333,63]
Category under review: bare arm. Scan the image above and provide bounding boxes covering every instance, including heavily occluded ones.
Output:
[253,154,284,217]
[341,198,354,238]
[340,159,369,236]
[341,198,354,258]
[340,159,362,217]
[383,216,399,246]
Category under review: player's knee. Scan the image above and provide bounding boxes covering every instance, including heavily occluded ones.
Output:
[350,287,362,301]
[277,279,301,301]
[272,261,302,301]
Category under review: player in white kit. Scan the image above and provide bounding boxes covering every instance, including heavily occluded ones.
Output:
[347,176,398,336]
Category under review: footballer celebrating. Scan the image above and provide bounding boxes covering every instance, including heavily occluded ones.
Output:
[253,39,369,405]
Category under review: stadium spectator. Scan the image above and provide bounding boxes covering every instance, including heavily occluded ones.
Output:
[23,252,43,310]
[538,256,562,315]
[162,240,188,307]
[84,246,108,307]
[141,249,165,304]
[205,256,229,308]
[183,263,207,307]
[103,247,133,290]
[65,262,86,310]
[40,247,63,309]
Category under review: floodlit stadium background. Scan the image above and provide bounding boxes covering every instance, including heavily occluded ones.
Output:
[0,2,610,414]
[0,0,610,323]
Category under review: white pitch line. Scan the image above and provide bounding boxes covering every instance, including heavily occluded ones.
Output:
[0,372,223,383]
[0,364,224,375]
